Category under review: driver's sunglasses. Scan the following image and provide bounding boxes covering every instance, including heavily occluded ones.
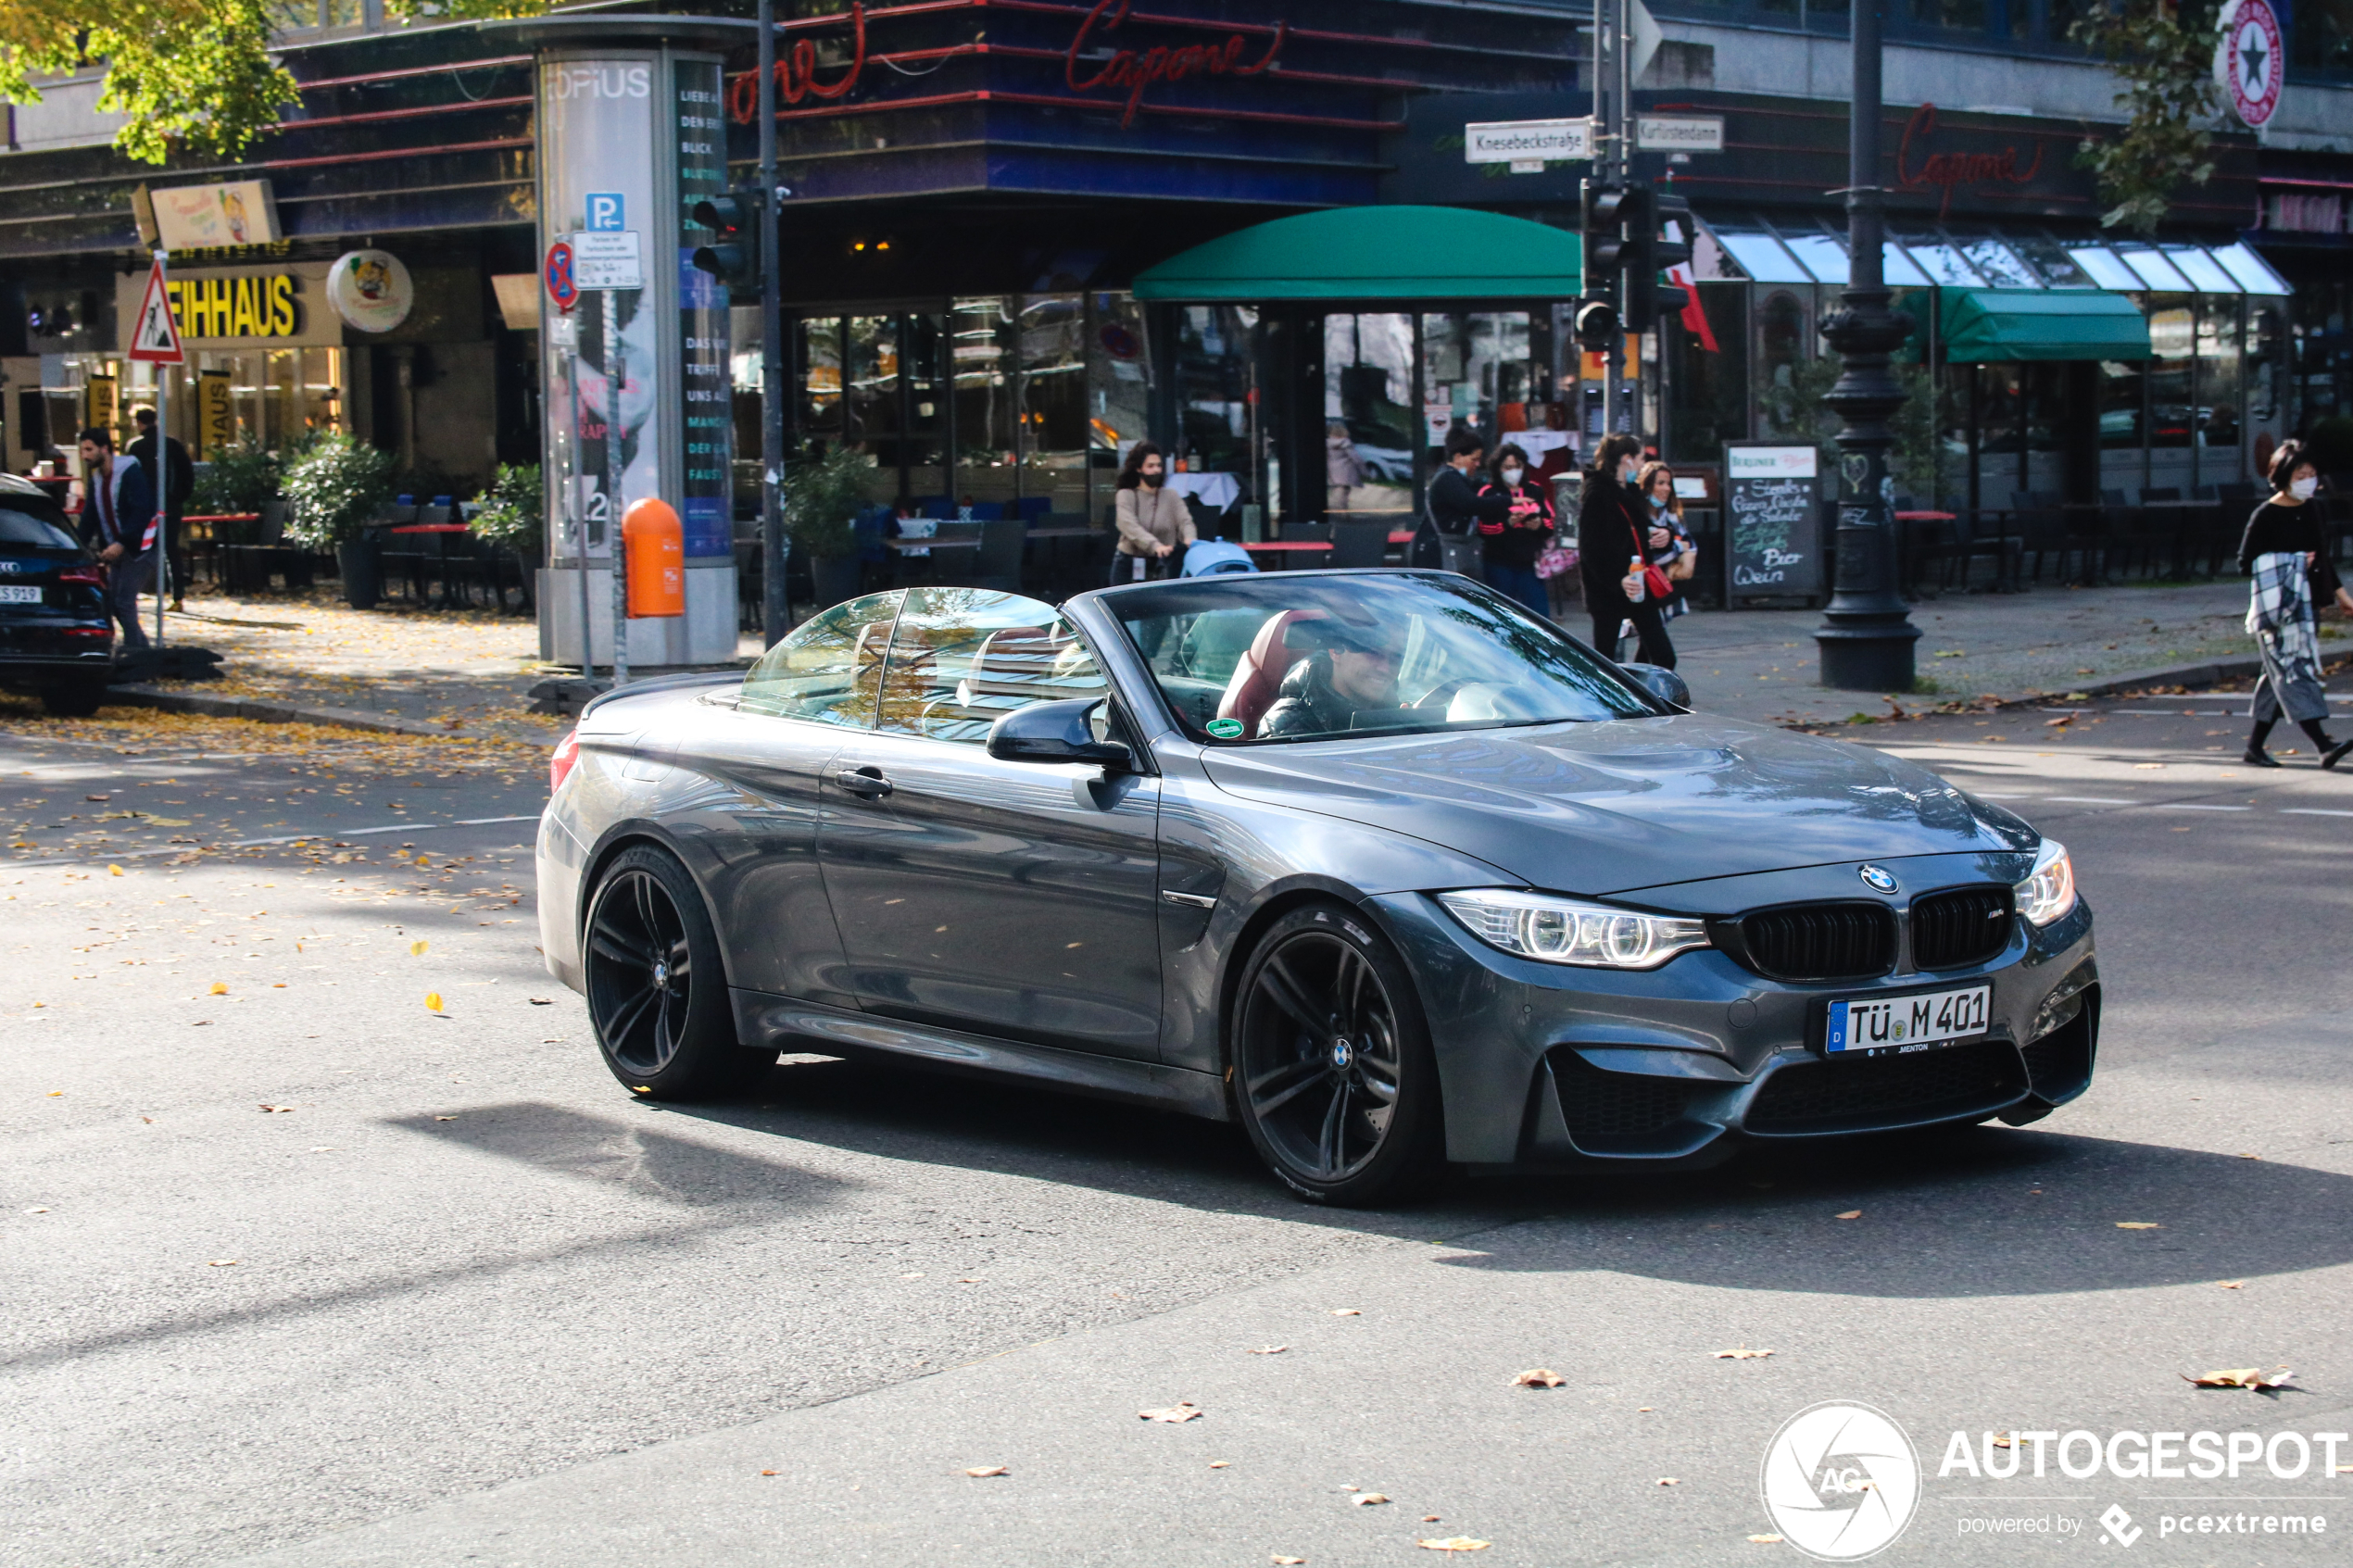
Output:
[1345,646,1403,665]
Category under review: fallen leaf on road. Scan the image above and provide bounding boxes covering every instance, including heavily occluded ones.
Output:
[760,1470,777,1476]
[1422,1515,1441,1523]
[1511,1369,1564,1387]
[1991,1433,2014,1449]
[956,1276,983,1284]
[2217,1280,2245,1289]
[963,1466,1010,1477]
[258,1104,294,1113]
[24,1207,49,1214]
[433,1114,457,1122]
[2184,1366,2294,1389]
[1251,1345,1289,1355]
[86,795,107,802]
[1715,1347,1773,1360]
[1273,1557,1306,1565]
[1417,1538,1489,1553]
[529,997,553,1005]
[1353,1493,1390,1506]
[1139,1402,1203,1423]
[108,864,122,876]
[1330,1308,1361,1316]
[1834,1210,1862,1221]
[631,1085,650,1094]
[208,981,229,996]
[1209,1461,1229,1469]
[1749,1535,1785,1544]
[409,940,428,956]
[191,1020,211,1027]
[1657,1477,1680,1486]
[425,992,444,1011]
[2044,716,2072,727]
[2115,1222,2161,1230]
[207,1260,237,1266]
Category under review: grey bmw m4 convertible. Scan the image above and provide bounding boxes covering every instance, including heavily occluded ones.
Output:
[537,571,2096,1205]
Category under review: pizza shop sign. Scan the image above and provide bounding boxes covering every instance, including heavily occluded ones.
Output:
[728,0,1284,129]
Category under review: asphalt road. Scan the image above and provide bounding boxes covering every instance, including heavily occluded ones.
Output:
[6,688,2351,1567]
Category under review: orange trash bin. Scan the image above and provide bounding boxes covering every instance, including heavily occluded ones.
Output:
[621,497,686,619]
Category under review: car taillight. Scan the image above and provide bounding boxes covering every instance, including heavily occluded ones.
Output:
[57,566,103,586]
[549,729,581,793]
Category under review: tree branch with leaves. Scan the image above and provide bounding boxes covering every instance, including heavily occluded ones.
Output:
[1,0,546,167]
[2069,0,2225,235]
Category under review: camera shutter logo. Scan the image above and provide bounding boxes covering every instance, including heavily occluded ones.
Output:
[1758,1402,1921,1560]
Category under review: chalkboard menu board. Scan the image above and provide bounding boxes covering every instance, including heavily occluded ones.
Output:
[1724,444,1824,605]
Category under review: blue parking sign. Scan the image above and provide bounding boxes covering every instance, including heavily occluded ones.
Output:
[585,193,624,232]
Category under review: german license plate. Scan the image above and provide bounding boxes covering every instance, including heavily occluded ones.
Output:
[1827,984,1990,1057]
[0,584,39,604]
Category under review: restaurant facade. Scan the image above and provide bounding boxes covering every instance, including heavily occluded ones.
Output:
[3,0,2351,624]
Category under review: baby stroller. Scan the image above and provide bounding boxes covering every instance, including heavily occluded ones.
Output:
[1179,538,1257,576]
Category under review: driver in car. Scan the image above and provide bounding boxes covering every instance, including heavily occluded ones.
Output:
[1259,621,1408,737]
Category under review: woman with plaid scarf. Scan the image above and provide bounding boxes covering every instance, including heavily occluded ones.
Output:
[2237,440,2353,769]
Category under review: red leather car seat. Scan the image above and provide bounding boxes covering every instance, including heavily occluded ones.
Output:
[1215,609,1323,736]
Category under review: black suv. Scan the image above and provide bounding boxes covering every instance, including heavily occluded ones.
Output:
[0,473,114,715]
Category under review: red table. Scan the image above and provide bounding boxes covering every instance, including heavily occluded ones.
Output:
[390,522,471,534]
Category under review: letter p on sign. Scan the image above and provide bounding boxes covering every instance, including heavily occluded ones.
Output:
[585,193,624,232]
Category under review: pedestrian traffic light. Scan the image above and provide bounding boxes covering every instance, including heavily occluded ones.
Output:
[689,188,765,299]
[1573,298,1621,354]
[1579,180,1628,303]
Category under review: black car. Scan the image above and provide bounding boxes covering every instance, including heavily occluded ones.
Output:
[536,571,2095,1206]
[0,474,113,715]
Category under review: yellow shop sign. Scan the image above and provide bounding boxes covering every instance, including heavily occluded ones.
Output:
[168,273,299,340]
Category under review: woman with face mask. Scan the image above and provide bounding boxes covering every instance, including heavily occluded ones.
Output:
[1577,433,1675,666]
[1111,441,1196,584]
[2236,440,2353,768]
[1477,442,1556,618]
[1635,459,1698,623]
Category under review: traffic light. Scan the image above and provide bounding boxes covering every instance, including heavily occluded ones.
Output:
[1579,179,1628,303]
[1621,183,1696,333]
[1573,298,1621,354]
[689,188,765,298]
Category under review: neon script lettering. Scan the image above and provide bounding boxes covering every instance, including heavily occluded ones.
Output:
[728,1,866,124]
[1065,0,1284,129]
[1896,105,2044,220]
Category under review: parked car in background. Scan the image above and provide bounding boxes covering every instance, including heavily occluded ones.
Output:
[0,474,113,716]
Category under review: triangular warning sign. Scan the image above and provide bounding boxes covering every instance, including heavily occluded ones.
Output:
[127,257,183,365]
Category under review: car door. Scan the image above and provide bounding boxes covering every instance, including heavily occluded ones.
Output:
[817,587,1165,1061]
[664,590,900,1006]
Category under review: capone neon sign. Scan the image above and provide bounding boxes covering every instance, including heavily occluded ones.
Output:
[1064,0,1285,129]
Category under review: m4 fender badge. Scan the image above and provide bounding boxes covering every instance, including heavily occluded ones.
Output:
[1858,864,1900,894]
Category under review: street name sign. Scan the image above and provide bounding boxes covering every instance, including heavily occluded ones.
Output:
[1465,119,1593,173]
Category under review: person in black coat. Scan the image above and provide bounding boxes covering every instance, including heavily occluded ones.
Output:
[129,406,195,610]
[2236,439,2353,768]
[1577,433,1675,666]
[1478,441,1556,619]
[1413,428,1508,570]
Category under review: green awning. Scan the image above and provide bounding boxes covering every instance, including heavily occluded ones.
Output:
[1132,206,1582,303]
[1939,288,2153,363]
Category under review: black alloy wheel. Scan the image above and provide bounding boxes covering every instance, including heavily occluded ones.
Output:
[583,845,770,1098]
[1233,902,1441,1205]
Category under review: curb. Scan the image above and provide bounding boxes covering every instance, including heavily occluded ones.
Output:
[102,684,453,739]
[2026,656,2266,702]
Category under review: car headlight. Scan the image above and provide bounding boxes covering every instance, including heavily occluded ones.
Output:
[2013,838,2077,927]
[1437,888,1710,970]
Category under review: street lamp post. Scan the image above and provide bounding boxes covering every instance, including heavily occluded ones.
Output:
[758,0,789,646]
[1812,0,1920,692]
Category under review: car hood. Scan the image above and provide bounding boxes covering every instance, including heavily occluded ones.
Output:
[1200,713,2034,897]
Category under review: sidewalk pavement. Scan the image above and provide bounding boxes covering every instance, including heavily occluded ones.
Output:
[88,578,2302,740]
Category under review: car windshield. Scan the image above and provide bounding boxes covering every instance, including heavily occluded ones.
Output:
[1108,571,1655,744]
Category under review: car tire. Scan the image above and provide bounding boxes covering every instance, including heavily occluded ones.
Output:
[583,844,773,1100]
[1230,901,1444,1207]
[39,680,105,719]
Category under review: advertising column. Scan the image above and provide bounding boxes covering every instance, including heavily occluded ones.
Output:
[536,48,737,670]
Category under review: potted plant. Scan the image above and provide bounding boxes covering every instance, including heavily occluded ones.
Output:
[185,437,280,546]
[279,433,396,608]
[466,462,543,612]
[786,444,874,610]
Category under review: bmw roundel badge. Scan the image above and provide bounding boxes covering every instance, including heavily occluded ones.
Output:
[1858,864,1899,894]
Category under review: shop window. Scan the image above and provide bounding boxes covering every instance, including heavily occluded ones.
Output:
[799,316,843,446]
[2097,360,2145,451]
[1416,313,1533,458]
[1017,294,1089,514]
[2197,299,2244,456]
[902,313,949,497]
[2291,0,2353,72]
[1757,292,1807,396]
[2247,305,2284,429]
[951,297,1015,497]
[1664,283,1749,466]
[1173,305,1256,477]
[1089,294,1151,501]
[2145,297,2194,452]
[846,315,900,479]
[1324,314,1418,515]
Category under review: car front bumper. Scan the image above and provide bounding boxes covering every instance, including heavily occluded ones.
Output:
[1365,862,2098,1170]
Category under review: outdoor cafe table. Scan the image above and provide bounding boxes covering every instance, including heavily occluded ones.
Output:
[1239,540,1333,570]
[388,521,473,608]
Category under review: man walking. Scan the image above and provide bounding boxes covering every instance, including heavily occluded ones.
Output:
[129,406,194,612]
[76,426,155,653]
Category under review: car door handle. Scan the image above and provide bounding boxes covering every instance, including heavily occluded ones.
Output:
[835,766,892,799]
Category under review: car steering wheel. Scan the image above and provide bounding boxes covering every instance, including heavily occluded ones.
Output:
[1414,679,1466,711]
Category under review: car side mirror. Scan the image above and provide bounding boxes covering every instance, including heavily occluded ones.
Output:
[1619,662,1692,710]
[987,697,1133,769]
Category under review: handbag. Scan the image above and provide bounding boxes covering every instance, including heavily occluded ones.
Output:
[1628,510,1673,603]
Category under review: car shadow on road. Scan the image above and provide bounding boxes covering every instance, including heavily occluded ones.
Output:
[1433,1126,2353,1296]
